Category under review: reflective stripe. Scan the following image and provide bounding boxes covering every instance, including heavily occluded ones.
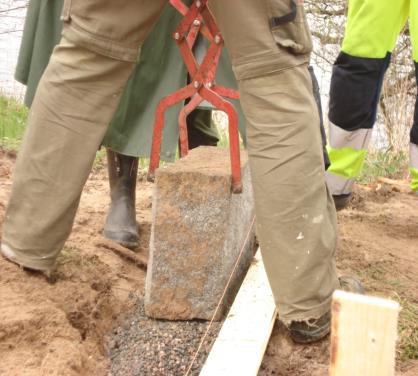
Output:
[410,142,418,169]
[326,124,371,195]
[328,123,372,150]
[411,1,418,62]
[410,143,418,192]
[410,168,418,192]
[325,171,355,196]
[327,146,367,179]
[327,124,371,179]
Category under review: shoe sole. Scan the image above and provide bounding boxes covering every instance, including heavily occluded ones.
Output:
[103,232,139,250]
[333,194,352,211]
[290,321,331,344]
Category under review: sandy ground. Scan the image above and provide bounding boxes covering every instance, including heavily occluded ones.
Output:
[0,149,417,375]
[0,149,151,375]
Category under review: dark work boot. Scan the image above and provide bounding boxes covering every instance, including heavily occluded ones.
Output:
[333,193,353,211]
[289,276,364,344]
[103,149,139,249]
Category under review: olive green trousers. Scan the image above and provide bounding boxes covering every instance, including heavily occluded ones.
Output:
[2,0,339,323]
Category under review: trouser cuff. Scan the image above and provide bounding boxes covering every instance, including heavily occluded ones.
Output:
[1,242,56,273]
[279,294,333,326]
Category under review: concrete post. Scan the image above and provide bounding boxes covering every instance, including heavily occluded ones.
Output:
[145,147,255,320]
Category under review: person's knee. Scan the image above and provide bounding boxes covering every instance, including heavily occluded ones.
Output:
[329,52,391,130]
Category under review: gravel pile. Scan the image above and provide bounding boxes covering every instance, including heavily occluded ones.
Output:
[108,296,222,376]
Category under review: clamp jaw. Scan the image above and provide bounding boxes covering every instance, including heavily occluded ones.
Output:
[147,0,242,193]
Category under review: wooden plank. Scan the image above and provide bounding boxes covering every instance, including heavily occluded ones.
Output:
[200,249,277,376]
[330,290,400,376]
[377,177,411,192]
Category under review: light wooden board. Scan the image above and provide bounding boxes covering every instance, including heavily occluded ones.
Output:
[200,249,277,376]
[330,290,400,376]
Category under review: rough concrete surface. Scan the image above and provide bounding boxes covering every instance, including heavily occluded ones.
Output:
[145,147,256,321]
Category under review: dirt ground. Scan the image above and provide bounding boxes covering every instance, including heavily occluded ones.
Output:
[0,149,152,375]
[0,149,417,375]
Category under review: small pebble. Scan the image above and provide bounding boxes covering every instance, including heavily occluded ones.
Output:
[107,297,221,375]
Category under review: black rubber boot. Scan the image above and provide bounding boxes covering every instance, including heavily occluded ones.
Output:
[289,276,364,344]
[333,193,353,211]
[103,149,139,249]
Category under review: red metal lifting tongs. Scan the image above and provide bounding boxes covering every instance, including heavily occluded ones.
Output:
[147,0,243,193]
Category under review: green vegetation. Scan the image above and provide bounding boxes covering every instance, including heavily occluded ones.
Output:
[394,293,418,361]
[92,147,107,170]
[358,149,409,184]
[0,95,28,151]
[217,127,229,149]
[0,95,128,170]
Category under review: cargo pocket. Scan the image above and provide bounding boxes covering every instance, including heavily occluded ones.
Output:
[60,0,72,22]
[268,0,313,55]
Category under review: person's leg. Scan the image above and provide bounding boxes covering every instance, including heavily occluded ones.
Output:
[187,109,219,149]
[1,0,167,272]
[326,0,410,208]
[409,0,418,194]
[210,0,342,334]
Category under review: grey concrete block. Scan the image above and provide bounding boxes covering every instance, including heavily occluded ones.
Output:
[145,147,255,321]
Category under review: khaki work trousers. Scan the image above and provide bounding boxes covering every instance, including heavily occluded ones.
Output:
[2,0,339,323]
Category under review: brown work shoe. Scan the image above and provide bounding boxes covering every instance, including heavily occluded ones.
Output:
[289,276,364,344]
[289,311,332,345]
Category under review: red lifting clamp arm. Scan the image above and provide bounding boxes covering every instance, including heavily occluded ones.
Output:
[147,0,243,193]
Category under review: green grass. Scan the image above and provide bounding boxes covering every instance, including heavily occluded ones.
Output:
[92,147,107,170]
[0,96,123,169]
[0,95,28,151]
[393,293,418,361]
[358,149,409,184]
[216,127,245,150]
